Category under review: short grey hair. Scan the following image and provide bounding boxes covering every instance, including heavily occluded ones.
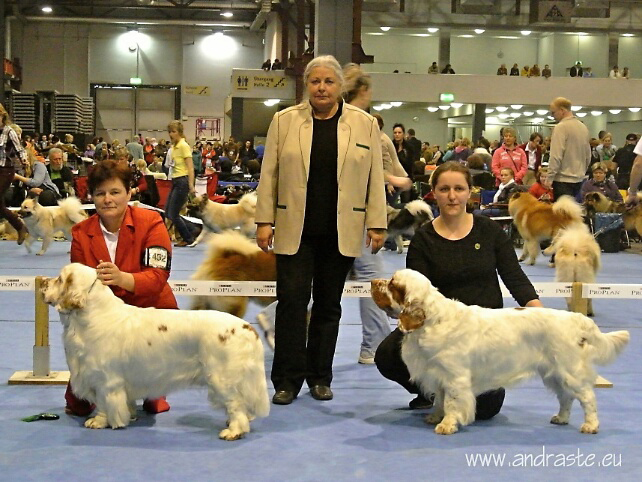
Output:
[303,55,344,95]
[48,147,63,159]
[502,127,517,138]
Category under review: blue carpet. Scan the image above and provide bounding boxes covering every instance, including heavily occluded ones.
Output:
[0,239,640,481]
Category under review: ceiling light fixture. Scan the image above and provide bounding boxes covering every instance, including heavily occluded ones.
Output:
[510,104,523,109]
[629,107,641,112]
[41,6,53,13]
[390,101,402,107]
[380,26,390,32]
[485,108,494,114]
[521,30,531,36]
[459,35,474,38]
[590,111,603,116]
[523,111,534,116]
[622,33,634,37]
[498,113,510,119]
[438,105,450,110]
[428,28,439,33]
[571,105,582,111]
[576,112,587,117]
[510,112,521,118]
[221,12,233,18]
[495,106,508,112]
[474,29,485,34]
[427,106,439,112]
[532,117,545,123]
[536,109,548,115]
[450,102,463,108]
[609,109,621,114]
[373,105,384,111]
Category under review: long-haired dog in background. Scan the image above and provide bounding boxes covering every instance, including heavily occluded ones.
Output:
[543,224,601,315]
[18,196,87,255]
[584,191,642,239]
[386,199,434,253]
[371,269,629,435]
[186,191,257,246]
[42,263,270,441]
[508,193,584,265]
[191,230,276,317]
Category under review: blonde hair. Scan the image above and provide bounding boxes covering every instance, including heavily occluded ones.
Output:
[551,97,572,111]
[167,120,185,145]
[342,63,371,104]
[0,103,10,125]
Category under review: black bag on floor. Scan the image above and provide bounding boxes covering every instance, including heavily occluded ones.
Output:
[593,213,623,253]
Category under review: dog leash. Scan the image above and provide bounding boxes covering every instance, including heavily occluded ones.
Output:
[592,216,624,238]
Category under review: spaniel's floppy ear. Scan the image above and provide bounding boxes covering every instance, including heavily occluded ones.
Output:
[399,299,426,332]
[55,272,88,312]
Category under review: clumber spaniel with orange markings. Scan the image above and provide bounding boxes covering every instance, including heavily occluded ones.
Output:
[42,263,270,440]
[371,269,629,435]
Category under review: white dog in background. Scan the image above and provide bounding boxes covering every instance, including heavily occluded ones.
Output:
[42,263,270,441]
[371,269,629,435]
[544,224,601,315]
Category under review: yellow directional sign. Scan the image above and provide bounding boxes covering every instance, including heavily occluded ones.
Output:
[234,74,287,91]
[185,86,211,96]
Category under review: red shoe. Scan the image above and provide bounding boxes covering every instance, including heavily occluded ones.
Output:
[143,397,170,414]
[64,383,95,416]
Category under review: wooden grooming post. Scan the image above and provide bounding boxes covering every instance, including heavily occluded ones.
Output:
[8,276,69,385]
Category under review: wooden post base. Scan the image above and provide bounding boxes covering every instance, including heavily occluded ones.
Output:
[8,370,70,385]
[595,375,613,388]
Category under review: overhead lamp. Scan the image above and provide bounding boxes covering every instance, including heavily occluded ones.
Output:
[221,12,233,18]
[609,109,621,115]
[380,26,391,32]
[523,111,534,116]
[390,101,402,107]
[42,6,53,13]
[577,32,588,36]
[459,35,474,38]
[427,28,439,33]
[495,106,508,112]
[532,117,545,123]
[474,29,485,34]
[438,105,450,110]
[498,113,510,119]
[486,116,498,124]
[576,112,587,118]
[622,33,634,37]
[485,108,494,114]
[536,109,548,115]
[381,103,392,109]
[521,30,532,36]
[571,105,582,111]
[263,99,280,106]
[510,104,523,109]
[450,102,463,108]
[373,105,384,111]
[629,107,641,112]
[590,111,603,116]
[509,112,521,118]
[427,106,439,112]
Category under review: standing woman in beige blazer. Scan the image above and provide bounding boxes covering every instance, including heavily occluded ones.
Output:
[256,55,387,405]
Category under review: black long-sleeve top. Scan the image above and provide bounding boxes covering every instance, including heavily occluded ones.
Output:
[406,215,538,309]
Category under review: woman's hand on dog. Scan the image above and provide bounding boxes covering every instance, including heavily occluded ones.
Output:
[256,224,273,253]
[97,260,135,292]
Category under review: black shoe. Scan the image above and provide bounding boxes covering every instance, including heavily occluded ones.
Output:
[475,388,505,420]
[408,394,434,410]
[272,390,296,405]
[310,385,333,401]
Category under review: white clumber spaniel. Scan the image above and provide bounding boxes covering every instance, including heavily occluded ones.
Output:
[42,263,270,441]
[371,269,629,435]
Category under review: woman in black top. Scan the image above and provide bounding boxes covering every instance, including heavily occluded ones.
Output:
[375,161,542,417]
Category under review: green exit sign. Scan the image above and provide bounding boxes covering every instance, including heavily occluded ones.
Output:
[130,77,142,85]
[440,93,455,102]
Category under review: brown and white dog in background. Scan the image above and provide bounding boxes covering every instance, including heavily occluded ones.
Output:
[190,230,276,317]
[543,224,601,315]
[371,269,628,435]
[508,193,584,265]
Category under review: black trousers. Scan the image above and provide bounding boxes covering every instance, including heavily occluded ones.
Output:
[271,235,354,393]
[552,180,583,201]
[375,328,505,420]
[0,166,24,231]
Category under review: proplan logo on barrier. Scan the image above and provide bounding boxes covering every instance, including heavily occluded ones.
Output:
[343,283,371,297]
[253,284,276,295]
[554,285,572,296]
[587,286,621,297]
[209,284,243,294]
[170,283,197,294]
[0,277,35,291]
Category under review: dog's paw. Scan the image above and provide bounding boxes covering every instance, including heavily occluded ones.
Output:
[434,421,458,435]
[518,255,526,262]
[526,260,536,266]
[219,428,245,441]
[36,250,45,256]
[580,422,599,434]
[550,415,569,425]
[84,415,109,429]
[424,413,444,425]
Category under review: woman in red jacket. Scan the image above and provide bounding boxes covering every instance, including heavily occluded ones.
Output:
[65,159,177,416]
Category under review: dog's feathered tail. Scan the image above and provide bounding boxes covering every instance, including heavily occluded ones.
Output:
[237,329,270,418]
[202,230,262,262]
[58,197,87,224]
[551,195,584,223]
[588,329,629,366]
[404,199,434,220]
[238,192,258,215]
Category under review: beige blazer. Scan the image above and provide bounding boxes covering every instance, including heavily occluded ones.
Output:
[256,102,387,257]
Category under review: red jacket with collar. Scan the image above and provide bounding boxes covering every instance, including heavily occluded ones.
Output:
[518,142,542,172]
[491,144,528,185]
[70,206,178,309]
